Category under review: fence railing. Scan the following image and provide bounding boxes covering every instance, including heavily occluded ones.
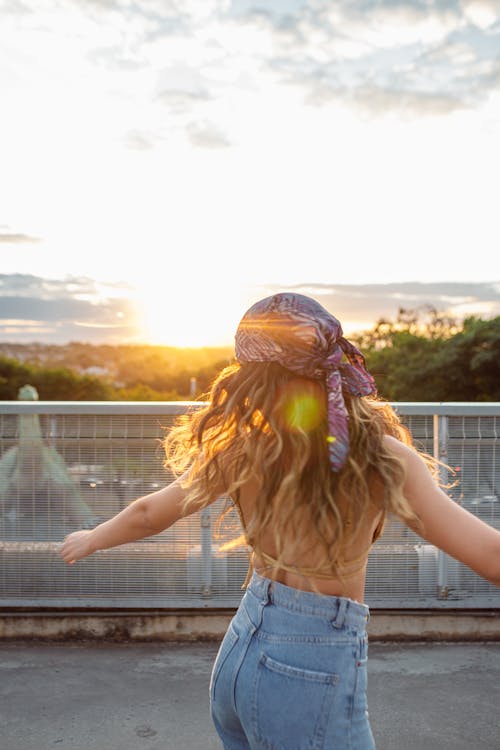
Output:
[1,401,499,610]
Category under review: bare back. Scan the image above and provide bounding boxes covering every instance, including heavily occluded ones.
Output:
[235,475,385,603]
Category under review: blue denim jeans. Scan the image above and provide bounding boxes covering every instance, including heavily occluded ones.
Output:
[209,571,375,749]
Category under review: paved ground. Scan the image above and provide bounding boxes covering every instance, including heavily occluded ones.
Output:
[1,640,499,750]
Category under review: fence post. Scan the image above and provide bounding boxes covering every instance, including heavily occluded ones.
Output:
[200,508,213,597]
[434,413,451,599]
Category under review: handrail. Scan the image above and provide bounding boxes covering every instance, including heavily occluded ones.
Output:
[1,401,500,416]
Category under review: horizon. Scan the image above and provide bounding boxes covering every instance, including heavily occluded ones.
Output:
[1,277,500,347]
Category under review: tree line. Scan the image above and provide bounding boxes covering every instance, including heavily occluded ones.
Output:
[352,309,500,401]
[1,309,499,401]
[0,345,232,401]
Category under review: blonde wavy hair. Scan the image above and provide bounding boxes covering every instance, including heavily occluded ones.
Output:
[163,361,432,579]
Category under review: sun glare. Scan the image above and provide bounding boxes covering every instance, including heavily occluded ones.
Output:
[133,279,246,348]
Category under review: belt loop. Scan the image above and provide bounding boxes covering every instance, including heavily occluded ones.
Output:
[265,578,273,605]
[254,578,272,630]
[332,598,348,629]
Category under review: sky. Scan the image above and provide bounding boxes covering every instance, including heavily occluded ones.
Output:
[1,0,500,347]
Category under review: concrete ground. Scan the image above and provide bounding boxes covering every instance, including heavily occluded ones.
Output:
[1,640,499,750]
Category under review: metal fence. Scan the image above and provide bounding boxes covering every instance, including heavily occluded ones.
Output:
[1,401,499,610]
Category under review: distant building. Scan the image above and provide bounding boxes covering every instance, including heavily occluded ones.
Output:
[81,366,109,377]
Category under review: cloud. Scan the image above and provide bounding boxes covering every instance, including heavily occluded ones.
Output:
[0,274,141,344]
[186,120,231,148]
[235,1,500,116]
[155,64,214,111]
[0,295,120,322]
[462,0,500,29]
[0,274,131,300]
[0,233,41,243]
[305,82,466,117]
[2,0,499,129]
[256,280,500,333]
[124,129,159,150]
[151,63,232,147]
[87,46,147,72]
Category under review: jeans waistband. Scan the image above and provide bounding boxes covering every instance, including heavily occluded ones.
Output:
[246,571,370,630]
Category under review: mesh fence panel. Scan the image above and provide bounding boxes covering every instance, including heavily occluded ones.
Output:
[0,403,499,609]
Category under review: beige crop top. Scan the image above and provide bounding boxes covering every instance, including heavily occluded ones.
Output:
[232,492,386,589]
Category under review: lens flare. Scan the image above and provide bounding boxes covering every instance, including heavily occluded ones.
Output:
[281,382,323,433]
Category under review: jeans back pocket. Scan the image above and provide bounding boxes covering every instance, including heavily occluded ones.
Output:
[252,653,339,750]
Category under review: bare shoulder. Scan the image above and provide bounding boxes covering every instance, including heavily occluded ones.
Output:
[382,434,434,480]
[382,434,419,459]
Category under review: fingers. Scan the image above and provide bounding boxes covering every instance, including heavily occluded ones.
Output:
[59,536,79,565]
[59,530,93,564]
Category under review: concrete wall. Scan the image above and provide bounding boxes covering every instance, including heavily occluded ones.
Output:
[1,610,499,641]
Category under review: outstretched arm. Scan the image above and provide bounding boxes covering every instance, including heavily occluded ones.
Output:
[60,475,193,565]
[387,436,500,587]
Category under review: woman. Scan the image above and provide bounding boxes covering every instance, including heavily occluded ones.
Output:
[60,292,500,749]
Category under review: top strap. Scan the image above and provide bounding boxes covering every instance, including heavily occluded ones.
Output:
[231,494,385,589]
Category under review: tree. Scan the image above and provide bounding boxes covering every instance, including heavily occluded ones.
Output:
[0,357,34,399]
[358,311,500,402]
[423,317,500,401]
[0,357,113,401]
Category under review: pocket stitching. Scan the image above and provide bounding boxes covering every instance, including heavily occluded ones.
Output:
[260,653,340,685]
[251,653,338,750]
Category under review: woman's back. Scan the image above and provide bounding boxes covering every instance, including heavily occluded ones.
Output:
[236,476,385,601]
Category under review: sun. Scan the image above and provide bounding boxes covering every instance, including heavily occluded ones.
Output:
[133,279,244,348]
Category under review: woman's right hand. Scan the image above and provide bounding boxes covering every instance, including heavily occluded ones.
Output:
[59,529,96,565]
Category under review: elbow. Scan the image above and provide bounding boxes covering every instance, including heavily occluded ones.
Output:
[135,497,158,536]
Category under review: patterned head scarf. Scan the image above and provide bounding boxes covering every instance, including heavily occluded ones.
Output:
[235,292,377,471]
